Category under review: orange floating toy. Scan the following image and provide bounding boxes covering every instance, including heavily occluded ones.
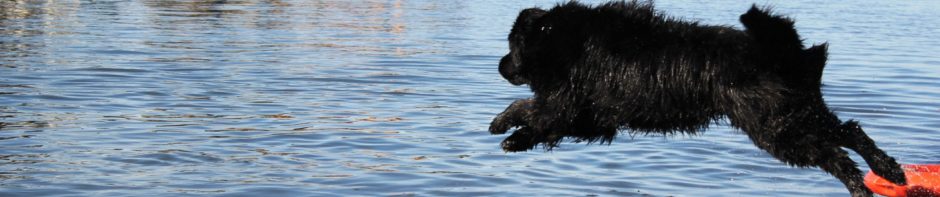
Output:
[865,164,940,197]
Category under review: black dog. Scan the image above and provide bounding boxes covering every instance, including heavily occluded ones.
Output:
[489,1,906,196]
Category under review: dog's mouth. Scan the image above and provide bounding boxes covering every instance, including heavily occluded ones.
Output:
[506,75,528,86]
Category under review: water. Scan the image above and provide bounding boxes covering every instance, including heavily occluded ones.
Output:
[1,0,938,196]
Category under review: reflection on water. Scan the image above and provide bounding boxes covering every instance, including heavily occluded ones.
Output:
[1,0,938,196]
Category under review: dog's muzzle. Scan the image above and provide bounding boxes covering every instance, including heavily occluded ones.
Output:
[499,55,528,85]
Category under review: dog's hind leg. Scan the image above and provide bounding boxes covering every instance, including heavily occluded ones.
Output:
[839,121,907,185]
[490,99,535,134]
[756,131,875,196]
[732,98,899,196]
[818,147,874,197]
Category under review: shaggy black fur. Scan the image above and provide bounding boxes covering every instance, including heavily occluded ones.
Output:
[489,1,907,196]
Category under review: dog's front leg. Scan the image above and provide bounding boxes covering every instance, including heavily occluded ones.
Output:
[491,99,567,152]
[489,98,535,134]
[499,126,545,152]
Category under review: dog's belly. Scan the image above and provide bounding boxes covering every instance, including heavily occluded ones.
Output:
[615,96,720,132]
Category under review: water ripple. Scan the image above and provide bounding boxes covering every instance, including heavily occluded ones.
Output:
[0,0,937,196]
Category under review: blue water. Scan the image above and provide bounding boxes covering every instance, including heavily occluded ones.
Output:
[1,0,938,196]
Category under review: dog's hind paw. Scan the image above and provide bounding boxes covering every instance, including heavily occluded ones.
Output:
[872,159,908,185]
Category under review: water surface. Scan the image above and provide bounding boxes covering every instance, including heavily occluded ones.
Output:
[1,0,938,196]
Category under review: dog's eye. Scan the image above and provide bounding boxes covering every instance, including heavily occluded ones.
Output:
[539,26,553,33]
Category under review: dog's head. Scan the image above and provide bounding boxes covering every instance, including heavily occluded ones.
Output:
[500,2,661,88]
[500,3,607,87]
[500,8,547,86]
[502,6,593,87]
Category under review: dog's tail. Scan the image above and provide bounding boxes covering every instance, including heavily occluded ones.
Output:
[740,5,828,89]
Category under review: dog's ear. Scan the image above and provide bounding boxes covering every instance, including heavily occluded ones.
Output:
[515,8,547,31]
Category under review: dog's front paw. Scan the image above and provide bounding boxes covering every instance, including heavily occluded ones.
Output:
[490,99,534,134]
[489,115,512,134]
[500,127,542,152]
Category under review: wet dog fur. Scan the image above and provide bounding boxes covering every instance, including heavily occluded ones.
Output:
[489,1,906,196]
